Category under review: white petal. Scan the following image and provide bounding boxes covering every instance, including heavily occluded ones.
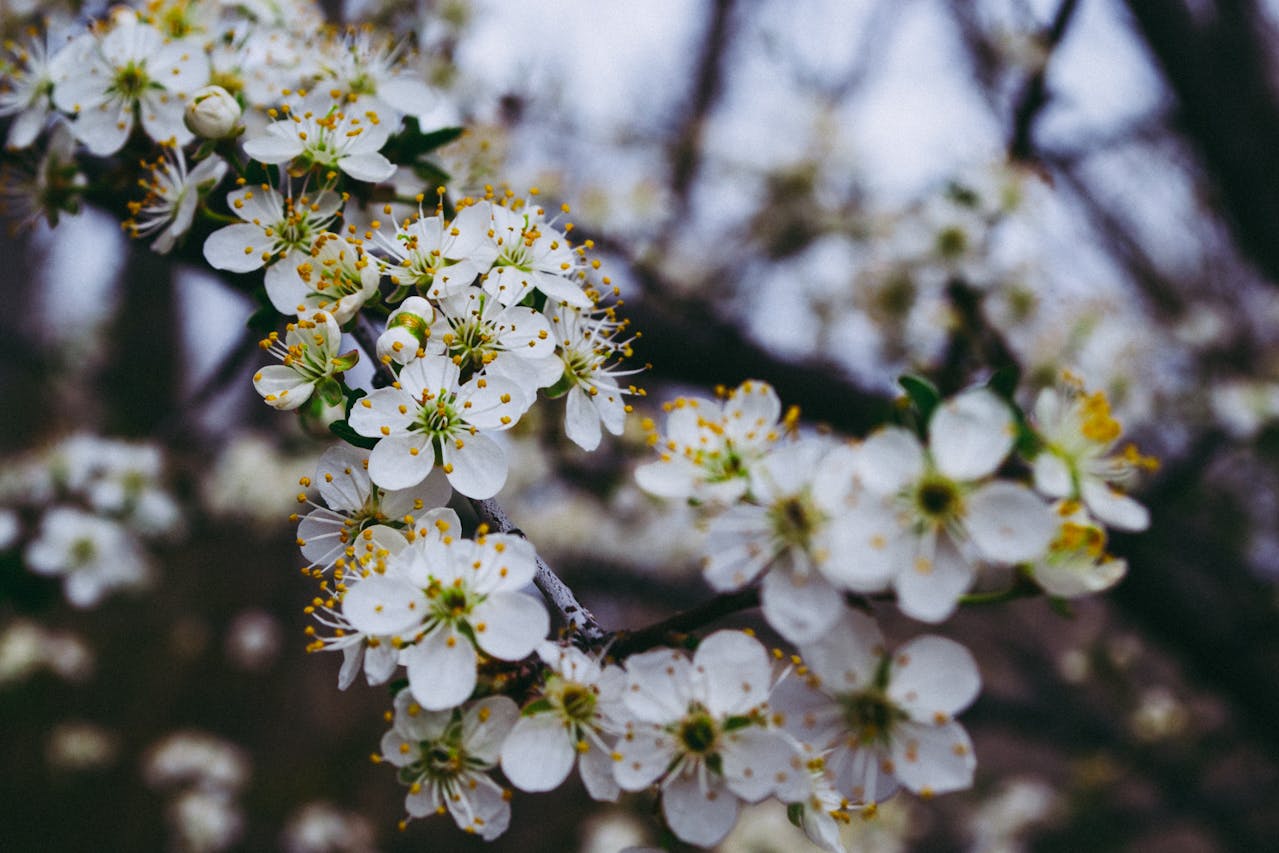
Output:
[441,432,507,499]
[242,125,302,163]
[340,151,396,183]
[578,731,621,801]
[367,433,434,491]
[760,568,844,645]
[500,713,576,792]
[404,628,477,710]
[887,636,981,719]
[622,648,694,723]
[1033,451,1074,498]
[252,364,313,409]
[461,695,520,763]
[693,630,773,718]
[348,388,418,437]
[470,592,548,661]
[612,723,678,790]
[565,386,602,450]
[445,771,510,841]
[798,609,883,692]
[721,727,807,802]
[662,773,740,848]
[858,428,926,495]
[204,224,267,272]
[341,573,423,635]
[929,389,1014,481]
[1082,479,1150,531]
[966,481,1056,564]
[887,720,976,795]
[893,534,973,623]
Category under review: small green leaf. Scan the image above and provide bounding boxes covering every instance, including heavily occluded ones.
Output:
[246,305,279,335]
[787,802,805,828]
[986,364,1021,401]
[330,418,378,450]
[898,374,941,424]
[1048,596,1075,619]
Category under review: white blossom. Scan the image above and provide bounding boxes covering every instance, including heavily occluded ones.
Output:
[348,353,530,498]
[252,312,357,410]
[379,691,519,839]
[613,630,807,848]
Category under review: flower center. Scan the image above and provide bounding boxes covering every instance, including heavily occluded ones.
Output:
[677,712,719,755]
[841,690,905,745]
[111,62,151,100]
[936,226,968,258]
[557,684,597,724]
[914,475,961,522]
[770,494,821,547]
[71,538,97,564]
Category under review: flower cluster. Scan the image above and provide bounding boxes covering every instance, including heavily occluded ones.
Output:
[0,433,182,608]
[1,3,1159,851]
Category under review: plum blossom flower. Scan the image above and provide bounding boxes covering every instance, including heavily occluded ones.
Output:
[1030,500,1127,597]
[429,287,561,399]
[347,354,530,498]
[0,32,62,149]
[25,507,151,607]
[545,303,640,451]
[279,232,382,324]
[242,93,395,183]
[202,184,342,307]
[700,440,865,644]
[312,29,436,125]
[480,201,592,307]
[500,642,625,800]
[253,312,357,410]
[636,380,786,504]
[372,201,497,298]
[849,388,1057,622]
[612,630,807,848]
[125,145,227,253]
[340,531,549,710]
[305,507,461,691]
[780,610,981,807]
[51,21,208,154]
[1031,374,1156,532]
[378,691,519,839]
[294,444,450,575]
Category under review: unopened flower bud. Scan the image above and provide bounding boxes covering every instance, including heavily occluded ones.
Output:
[185,86,241,140]
[377,297,434,365]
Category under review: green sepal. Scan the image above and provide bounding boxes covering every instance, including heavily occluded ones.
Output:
[704,752,723,775]
[330,418,379,450]
[787,802,805,828]
[331,349,361,372]
[521,698,554,717]
[389,677,409,696]
[316,376,346,407]
[721,715,754,732]
[543,371,574,399]
[898,374,941,424]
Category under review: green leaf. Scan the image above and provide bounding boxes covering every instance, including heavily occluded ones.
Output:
[246,305,279,335]
[1048,596,1075,619]
[330,418,379,450]
[787,802,805,829]
[986,364,1021,401]
[344,386,368,418]
[898,374,941,424]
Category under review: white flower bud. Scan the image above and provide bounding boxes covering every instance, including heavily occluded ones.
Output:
[184,86,241,140]
[377,297,433,365]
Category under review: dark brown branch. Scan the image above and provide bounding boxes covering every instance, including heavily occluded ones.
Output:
[608,587,760,659]
[1008,0,1082,161]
